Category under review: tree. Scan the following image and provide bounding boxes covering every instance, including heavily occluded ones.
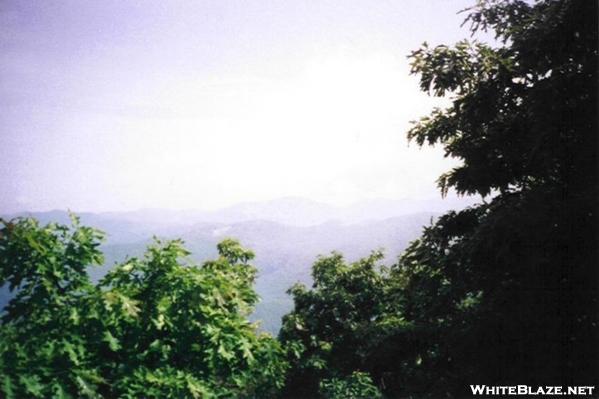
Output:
[279,251,390,398]
[0,216,105,398]
[319,372,382,399]
[385,0,597,395]
[0,217,287,398]
[280,0,597,397]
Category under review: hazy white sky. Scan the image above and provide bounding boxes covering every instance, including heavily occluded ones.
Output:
[1,0,479,212]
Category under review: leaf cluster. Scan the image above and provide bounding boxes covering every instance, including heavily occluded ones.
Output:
[0,217,287,398]
[282,0,598,397]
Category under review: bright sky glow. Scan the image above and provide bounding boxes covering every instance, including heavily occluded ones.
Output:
[0,0,477,212]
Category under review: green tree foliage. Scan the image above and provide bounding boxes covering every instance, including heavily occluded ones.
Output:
[282,0,597,397]
[279,251,395,398]
[1,2,596,398]
[388,0,597,395]
[319,372,382,399]
[0,217,287,398]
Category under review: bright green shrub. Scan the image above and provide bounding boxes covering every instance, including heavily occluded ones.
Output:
[0,216,287,398]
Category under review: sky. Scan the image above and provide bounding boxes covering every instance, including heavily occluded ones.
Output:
[0,0,481,213]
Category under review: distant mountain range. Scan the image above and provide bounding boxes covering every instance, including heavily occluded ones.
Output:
[1,196,480,333]
[5,196,479,236]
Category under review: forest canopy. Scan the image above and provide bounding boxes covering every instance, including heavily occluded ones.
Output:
[0,217,287,398]
[281,0,598,396]
[1,0,597,398]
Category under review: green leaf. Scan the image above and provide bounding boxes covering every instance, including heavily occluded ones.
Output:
[103,331,121,351]
[2,375,16,399]
[19,375,43,397]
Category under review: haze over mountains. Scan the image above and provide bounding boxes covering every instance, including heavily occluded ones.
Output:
[2,196,479,332]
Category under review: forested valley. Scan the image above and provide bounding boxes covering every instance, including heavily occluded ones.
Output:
[1,0,597,397]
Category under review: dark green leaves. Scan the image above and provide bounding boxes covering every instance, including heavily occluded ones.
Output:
[280,251,391,398]
[398,0,598,394]
[319,372,382,399]
[282,1,597,397]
